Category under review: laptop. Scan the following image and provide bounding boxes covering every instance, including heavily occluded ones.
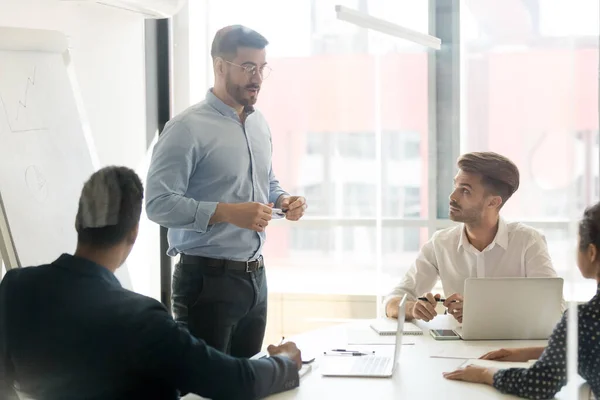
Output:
[456,277,564,340]
[321,294,407,378]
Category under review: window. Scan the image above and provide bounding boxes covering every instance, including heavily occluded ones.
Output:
[343,183,376,217]
[539,0,599,37]
[385,186,421,218]
[301,184,327,215]
[382,227,423,255]
[385,131,421,161]
[336,133,375,159]
[306,132,324,155]
[461,1,599,301]
[180,1,597,355]
[312,0,369,56]
[543,228,598,300]
[263,226,423,295]
[290,227,331,253]
[382,227,425,286]
[403,187,421,218]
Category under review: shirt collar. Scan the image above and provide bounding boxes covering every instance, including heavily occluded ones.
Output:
[52,253,122,288]
[206,89,255,120]
[494,217,509,249]
[457,217,509,252]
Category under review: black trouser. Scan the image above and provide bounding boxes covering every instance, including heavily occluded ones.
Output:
[172,257,268,358]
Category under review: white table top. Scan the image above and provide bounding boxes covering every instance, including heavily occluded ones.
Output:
[266,315,590,400]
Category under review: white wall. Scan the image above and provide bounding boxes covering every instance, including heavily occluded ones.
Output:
[0,0,160,299]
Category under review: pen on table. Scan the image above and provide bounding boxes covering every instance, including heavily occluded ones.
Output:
[323,351,372,356]
[326,349,375,355]
[330,349,374,353]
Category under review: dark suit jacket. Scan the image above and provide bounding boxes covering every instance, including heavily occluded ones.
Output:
[0,254,298,400]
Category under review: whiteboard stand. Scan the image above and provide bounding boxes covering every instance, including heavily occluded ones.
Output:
[0,195,19,270]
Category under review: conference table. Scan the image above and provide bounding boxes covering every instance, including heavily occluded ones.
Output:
[183,315,591,400]
[265,315,590,400]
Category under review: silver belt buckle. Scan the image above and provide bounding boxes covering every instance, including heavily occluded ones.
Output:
[245,260,253,273]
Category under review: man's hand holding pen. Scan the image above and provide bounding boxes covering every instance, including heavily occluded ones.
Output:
[412,293,442,322]
[444,293,464,323]
[413,293,463,322]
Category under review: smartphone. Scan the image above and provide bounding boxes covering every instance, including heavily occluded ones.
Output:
[430,329,461,340]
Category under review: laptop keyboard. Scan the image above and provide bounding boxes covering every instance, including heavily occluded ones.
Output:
[349,356,391,375]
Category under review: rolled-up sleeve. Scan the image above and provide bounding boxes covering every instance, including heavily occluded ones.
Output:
[145,121,217,233]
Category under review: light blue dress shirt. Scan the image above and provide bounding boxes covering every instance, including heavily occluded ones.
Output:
[145,90,288,261]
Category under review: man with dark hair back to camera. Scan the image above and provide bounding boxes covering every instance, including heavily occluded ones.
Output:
[0,167,302,400]
[146,25,307,357]
[384,152,559,323]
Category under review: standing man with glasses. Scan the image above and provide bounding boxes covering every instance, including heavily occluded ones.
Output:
[146,25,307,357]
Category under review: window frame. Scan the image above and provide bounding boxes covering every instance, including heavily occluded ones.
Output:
[171,0,598,300]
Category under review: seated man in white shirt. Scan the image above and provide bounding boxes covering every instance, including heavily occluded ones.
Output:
[385,151,558,323]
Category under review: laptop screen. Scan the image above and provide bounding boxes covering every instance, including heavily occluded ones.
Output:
[393,294,407,364]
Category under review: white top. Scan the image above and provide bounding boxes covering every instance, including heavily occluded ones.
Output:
[384,218,558,307]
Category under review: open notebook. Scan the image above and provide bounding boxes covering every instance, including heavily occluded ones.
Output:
[370,318,423,335]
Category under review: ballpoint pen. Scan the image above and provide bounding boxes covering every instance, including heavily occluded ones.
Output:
[326,349,374,354]
[330,349,372,352]
[418,297,446,302]
[323,351,372,356]
[258,336,286,360]
[276,337,314,364]
[417,297,460,303]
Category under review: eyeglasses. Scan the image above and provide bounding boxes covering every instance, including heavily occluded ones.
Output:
[223,60,272,80]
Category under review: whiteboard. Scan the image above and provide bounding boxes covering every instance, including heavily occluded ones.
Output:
[0,27,131,288]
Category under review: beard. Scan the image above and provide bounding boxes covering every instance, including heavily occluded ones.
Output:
[225,72,260,107]
[449,201,483,224]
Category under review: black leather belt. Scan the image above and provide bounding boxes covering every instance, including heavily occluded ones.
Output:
[179,254,264,273]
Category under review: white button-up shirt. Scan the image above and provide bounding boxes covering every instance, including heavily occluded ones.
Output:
[385,218,558,306]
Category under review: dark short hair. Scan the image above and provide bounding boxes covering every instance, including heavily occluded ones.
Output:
[579,202,600,252]
[76,166,143,248]
[210,25,269,60]
[457,152,520,207]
